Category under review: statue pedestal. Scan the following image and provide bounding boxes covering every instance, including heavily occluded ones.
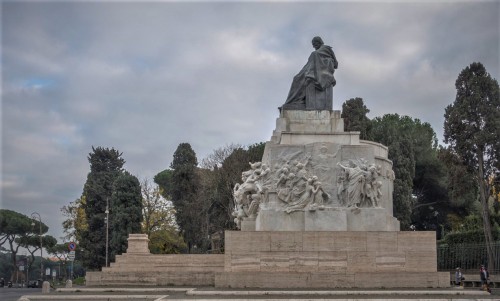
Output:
[216,230,449,288]
[257,109,396,232]
[126,234,150,254]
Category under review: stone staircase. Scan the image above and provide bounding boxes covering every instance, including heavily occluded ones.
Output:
[86,234,224,286]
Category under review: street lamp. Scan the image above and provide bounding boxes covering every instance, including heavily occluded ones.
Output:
[105,198,109,268]
[30,212,43,280]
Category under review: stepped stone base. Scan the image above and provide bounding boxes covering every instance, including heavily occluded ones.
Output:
[88,232,448,289]
[86,234,225,286]
[86,253,225,286]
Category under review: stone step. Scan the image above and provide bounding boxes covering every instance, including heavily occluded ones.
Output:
[112,254,224,266]
[103,266,224,272]
[215,271,451,288]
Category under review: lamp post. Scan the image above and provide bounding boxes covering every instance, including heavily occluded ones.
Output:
[30,212,43,280]
[105,198,109,268]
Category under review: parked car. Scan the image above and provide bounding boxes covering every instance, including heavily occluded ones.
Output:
[27,279,42,288]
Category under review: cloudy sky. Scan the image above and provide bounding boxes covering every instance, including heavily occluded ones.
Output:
[2,0,499,241]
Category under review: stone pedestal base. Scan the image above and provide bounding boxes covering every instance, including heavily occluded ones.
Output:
[217,230,447,289]
[126,234,150,254]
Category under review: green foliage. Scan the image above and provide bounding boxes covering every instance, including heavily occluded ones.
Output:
[148,229,187,254]
[80,146,125,269]
[0,210,48,238]
[153,169,173,200]
[0,252,12,281]
[444,62,500,173]
[444,62,500,269]
[61,197,88,243]
[141,179,185,254]
[73,277,85,285]
[438,148,477,211]
[407,120,449,234]
[109,171,143,260]
[443,229,500,245]
[371,114,416,229]
[0,209,51,281]
[341,97,373,140]
[370,114,453,233]
[168,143,203,252]
[201,143,266,235]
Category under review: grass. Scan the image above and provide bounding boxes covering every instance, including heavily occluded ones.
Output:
[73,277,85,285]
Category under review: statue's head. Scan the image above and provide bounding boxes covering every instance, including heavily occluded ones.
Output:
[312,36,324,50]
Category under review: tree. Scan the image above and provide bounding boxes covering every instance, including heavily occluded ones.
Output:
[0,209,50,281]
[142,179,176,235]
[46,243,71,279]
[168,143,202,252]
[407,120,449,235]
[438,147,477,212]
[141,179,186,254]
[109,171,143,260]
[61,197,88,243]
[195,142,266,251]
[80,146,125,269]
[341,97,372,140]
[17,234,57,278]
[154,169,173,201]
[371,114,416,229]
[444,62,500,271]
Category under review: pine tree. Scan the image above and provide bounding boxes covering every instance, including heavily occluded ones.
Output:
[80,146,125,269]
[444,62,500,271]
[341,97,372,140]
[109,171,142,260]
[169,143,201,252]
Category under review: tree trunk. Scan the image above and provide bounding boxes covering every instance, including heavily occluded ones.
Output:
[478,152,496,272]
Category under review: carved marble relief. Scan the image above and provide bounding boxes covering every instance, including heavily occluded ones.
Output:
[337,159,383,208]
[232,154,393,229]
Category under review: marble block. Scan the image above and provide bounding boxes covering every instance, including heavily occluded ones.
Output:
[256,209,304,231]
[257,207,398,231]
[346,208,400,231]
[240,218,256,231]
[126,234,150,254]
[304,208,347,231]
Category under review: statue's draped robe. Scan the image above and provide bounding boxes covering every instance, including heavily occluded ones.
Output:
[345,166,366,207]
[285,45,338,105]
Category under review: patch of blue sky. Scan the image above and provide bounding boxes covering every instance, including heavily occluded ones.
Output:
[130,57,155,73]
[23,78,55,89]
[52,135,76,149]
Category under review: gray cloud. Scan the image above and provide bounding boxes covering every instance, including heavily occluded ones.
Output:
[2,1,498,239]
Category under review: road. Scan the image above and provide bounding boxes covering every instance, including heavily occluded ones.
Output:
[0,286,41,301]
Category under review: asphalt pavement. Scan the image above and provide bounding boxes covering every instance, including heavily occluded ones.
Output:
[0,286,41,301]
[11,286,500,301]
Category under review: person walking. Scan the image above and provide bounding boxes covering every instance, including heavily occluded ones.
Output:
[480,265,490,293]
[455,267,463,287]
